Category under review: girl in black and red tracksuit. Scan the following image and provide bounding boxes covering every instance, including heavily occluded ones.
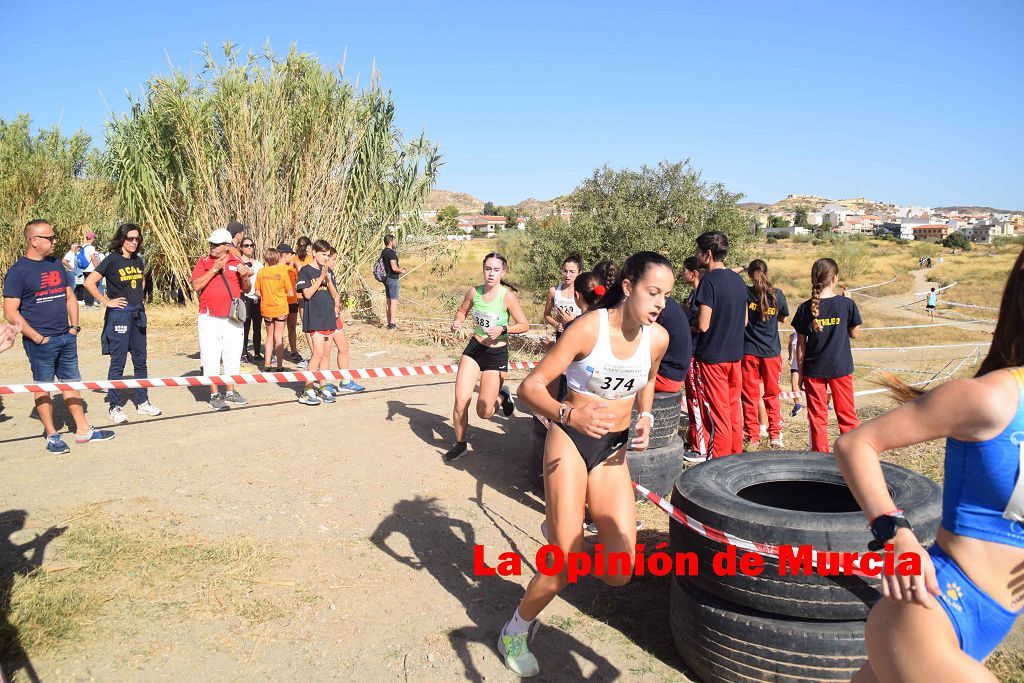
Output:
[791,257,862,453]
[740,259,789,448]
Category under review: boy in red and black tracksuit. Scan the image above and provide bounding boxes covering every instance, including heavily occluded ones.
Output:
[693,231,748,457]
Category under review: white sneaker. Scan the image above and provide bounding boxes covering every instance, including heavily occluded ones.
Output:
[136,401,162,416]
[109,405,129,424]
[498,620,541,677]
[759,424,769,439]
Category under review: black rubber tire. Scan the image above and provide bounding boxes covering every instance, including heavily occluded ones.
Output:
[669,451,942,620]
[671,576,866,683]
[626,435,691,500]
[628,390,683,450]
[529,417,547,493]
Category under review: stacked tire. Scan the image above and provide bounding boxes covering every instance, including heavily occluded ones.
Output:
[529,391,693,500]
[626,390,690,500]
[668,451,942,682]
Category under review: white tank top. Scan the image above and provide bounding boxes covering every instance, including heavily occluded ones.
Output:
[553,284,582,319]
[565,308,652,400]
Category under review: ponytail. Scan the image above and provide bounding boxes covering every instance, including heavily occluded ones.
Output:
[809,258,839,333]
[747,259,777,321]
[573,272,603,309]
[595,251,674,310]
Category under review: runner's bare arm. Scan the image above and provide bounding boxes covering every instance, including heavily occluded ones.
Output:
[631,324,670,450]
[543,287,560,328]
[848,324,861,339]
[504,291,530,334]
[450,288,474,332]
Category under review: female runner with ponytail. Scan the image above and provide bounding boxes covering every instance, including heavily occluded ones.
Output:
[791,257,861,452]
[444,253,530,462]
[544,252,583,336]
[497,252,672,677]
[835,247,1024,682]
[741,259,789,448]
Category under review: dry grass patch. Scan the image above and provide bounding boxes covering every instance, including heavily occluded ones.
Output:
[1,510,293,665]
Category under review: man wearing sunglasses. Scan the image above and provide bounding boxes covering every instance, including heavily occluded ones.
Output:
[2,219,116,454]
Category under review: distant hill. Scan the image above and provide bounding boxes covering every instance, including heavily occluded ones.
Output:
[757,194,895,216]
[425,189,566,216]
[515,196,565,216]
[934,205,1022,214]
[424,189,484,214]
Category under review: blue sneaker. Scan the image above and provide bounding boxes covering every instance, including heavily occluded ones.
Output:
[338,380,365,393]
[45,433,70,454]
[321,383,339,397]
[75,427,115,444]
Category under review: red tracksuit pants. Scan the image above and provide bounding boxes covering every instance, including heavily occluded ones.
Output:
[695,360,743,457]
[741,354,782,441]
[804,374,859,453]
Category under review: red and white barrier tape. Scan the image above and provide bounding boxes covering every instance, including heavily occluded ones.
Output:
[631,482,879,576]
[0,361,539,395]
[941,300,999,311]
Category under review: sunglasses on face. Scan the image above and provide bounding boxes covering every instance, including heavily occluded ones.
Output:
[125,236,142,243]
[242,243,255,248]
[33,234,57,242]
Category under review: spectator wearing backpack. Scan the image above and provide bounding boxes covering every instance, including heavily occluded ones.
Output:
[78,232,101,307]
[62,242,86,302]
[378,234,406,329]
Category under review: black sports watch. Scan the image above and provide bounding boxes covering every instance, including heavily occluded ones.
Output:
[868,512,912,551]
[70,325,81,334]
[501,325,508,336]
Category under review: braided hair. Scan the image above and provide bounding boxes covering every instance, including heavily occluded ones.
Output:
[593,260,618,289]
[809,258,839,333]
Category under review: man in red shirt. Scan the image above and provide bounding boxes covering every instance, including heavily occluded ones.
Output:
[191,228,251,411]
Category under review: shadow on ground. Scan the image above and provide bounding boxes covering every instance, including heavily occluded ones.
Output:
[0,509,65,683]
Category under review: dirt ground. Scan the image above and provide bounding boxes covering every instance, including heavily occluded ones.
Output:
[0,312,699,682]
[0,267,1018,682]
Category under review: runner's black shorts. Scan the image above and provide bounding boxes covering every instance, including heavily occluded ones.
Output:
[462,338,509,372]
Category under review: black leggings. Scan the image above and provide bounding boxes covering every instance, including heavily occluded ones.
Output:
[244,297,262,353]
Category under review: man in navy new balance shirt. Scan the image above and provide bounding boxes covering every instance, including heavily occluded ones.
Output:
[2,219,115,454]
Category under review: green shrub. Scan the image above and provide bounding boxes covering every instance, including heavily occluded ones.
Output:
[519,160,754,298]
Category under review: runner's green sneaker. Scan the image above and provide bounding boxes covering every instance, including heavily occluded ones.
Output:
[497,620,540,677]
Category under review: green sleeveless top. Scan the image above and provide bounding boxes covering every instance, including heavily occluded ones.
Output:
[471,285,510,339]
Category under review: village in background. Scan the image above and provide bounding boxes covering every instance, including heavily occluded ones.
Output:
[419,189,1023,245]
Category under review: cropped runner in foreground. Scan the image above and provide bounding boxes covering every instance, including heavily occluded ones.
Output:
[835,247,1024,683]
[499,252,671,677]
[444,252,530,462]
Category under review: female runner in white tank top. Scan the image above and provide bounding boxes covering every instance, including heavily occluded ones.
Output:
[543,252,583,335]
[497,252,672,677]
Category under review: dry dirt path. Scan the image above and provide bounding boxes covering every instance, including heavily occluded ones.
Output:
[0,319,692,682]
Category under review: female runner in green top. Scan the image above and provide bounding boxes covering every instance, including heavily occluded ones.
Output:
[444,252,530,462]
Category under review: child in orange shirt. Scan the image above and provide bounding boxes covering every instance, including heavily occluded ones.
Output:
[255,248,294,371]
[277,243,303,364]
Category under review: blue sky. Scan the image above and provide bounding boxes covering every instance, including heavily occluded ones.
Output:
[2,0,1022,208]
